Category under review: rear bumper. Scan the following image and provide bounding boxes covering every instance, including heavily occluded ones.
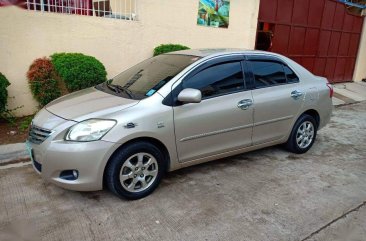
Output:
[318,99,333,130]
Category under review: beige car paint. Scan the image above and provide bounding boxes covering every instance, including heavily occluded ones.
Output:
[251,82,305,145]
[173,88,254,163]
[28,49,332,191]
[46,87,139,121]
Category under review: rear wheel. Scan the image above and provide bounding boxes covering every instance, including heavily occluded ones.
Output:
[285,114,317,154]
[105,141,165,200]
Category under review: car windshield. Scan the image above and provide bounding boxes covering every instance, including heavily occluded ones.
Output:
[99,54,200,100]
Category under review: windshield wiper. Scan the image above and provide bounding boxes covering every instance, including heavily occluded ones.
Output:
[117,86,135,99]
[106,82,134,98]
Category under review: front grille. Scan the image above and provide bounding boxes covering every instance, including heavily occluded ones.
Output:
[28,125,52,144]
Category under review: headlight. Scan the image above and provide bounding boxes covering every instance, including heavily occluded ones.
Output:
[65,119,116,142]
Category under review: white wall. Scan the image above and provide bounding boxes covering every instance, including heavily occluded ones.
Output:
[354,18,366,82]
[0,0,260,116]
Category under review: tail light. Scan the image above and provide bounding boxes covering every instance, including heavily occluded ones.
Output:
[326,83,334,98]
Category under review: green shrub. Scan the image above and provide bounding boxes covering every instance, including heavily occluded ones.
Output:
[51,53,107,92]
[27,57,61,107]
[0,72,10,113]
[19,115,34,132]
[153,44,190,56]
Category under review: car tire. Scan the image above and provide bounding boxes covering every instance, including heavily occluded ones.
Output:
[105,141,166,200]
[285,114,318,154]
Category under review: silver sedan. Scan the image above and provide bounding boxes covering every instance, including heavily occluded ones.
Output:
[27,49,333,199]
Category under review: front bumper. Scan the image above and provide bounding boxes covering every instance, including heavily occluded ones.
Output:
[28,140,116,191]
[27,108,118,191]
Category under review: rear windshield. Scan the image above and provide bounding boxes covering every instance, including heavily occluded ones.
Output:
[100,54,200,100]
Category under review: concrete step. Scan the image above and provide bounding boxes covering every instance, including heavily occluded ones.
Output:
[332,97,346,106]
[0,143,28,164]
[344,82,366,96]
[333,83,366,102]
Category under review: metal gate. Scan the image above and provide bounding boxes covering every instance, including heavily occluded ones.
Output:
[257,0,364,83]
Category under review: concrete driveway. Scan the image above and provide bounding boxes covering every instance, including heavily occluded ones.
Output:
[0,102,365,241]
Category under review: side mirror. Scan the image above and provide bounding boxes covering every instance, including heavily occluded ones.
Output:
[177,88,202,104]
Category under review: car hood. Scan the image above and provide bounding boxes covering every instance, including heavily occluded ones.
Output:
[45,87,139,121]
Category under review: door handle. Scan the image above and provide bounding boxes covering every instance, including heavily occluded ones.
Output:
[237,99,253,110]
[291,90,304,99]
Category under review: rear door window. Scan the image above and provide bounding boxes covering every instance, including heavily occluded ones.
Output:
[250,61,287,88]
[284,65,300,83]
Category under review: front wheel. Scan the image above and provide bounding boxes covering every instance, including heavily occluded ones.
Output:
[285,114,317,154]
[105,141,165,200]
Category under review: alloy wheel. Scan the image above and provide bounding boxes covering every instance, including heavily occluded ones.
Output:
[296,121,314,149]
[119,152,158,193]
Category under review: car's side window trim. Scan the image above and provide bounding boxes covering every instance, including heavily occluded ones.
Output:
[242,60,255,90]
[182,55,245,82]
[246,55,284,63]
[163,55,248,106]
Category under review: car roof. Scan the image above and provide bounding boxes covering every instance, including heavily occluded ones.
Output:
[165,48,275,58]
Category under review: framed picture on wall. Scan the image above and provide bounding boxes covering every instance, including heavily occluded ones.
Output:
[197,0,230,28]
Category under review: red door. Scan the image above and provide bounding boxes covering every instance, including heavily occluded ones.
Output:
[257,0,364,83]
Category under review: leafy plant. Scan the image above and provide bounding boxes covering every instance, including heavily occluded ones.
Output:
[0,72,10,113]
[0,73,18,125]
[19,115,33,132]
[153,44,190,56]
[0,106,24,126]
[51,53,107,92]
[27,57,61,107]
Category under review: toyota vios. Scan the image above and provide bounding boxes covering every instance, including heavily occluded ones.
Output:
[27,49,333,200]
